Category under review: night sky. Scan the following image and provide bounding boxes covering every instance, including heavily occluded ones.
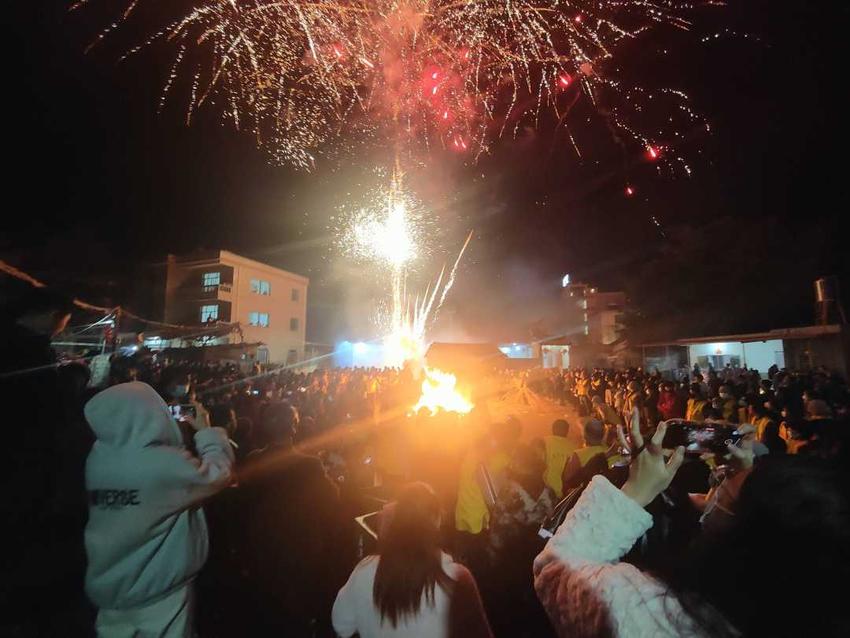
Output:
[3,1,849,344]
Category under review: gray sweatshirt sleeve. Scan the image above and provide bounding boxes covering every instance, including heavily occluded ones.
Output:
[155,427,235,508]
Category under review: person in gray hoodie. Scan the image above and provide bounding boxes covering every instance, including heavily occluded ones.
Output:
[83,381,234,637]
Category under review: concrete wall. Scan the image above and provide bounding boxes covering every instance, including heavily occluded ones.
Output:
[687,339,783,374]
[224,254,307,364]
[783,334,849,377]
[643,345,689,379]
[741,340,784,372]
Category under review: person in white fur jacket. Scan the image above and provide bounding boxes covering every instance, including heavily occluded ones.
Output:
[534,416,698,638]
[534,409,850,638]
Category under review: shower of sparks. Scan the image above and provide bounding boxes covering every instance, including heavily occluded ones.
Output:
[384,228,473,368]
[78,0,710,170]
[340,174,472,374]
[337,173,432,276]
[350,178,419,268]
[394,230,475,414]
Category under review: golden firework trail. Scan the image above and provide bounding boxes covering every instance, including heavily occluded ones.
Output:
[77,0,710,170]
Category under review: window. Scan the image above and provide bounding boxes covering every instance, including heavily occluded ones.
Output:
[290,317,300,331]
[291,288,300,302]
[200,304,219,322]
[202,272,220,292]
[248,312,270,327]
[250,279,271,295]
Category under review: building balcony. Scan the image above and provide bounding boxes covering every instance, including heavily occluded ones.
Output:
[178,283,234,301]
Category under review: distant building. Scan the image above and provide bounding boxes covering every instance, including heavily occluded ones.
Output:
[641,324,850,378]
[561,281,626,345]
[162,250,308,364]
[498,343,536,359]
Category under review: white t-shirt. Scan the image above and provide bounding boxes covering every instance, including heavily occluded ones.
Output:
[332,553,459,638]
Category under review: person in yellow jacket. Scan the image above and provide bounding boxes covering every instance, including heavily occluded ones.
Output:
[685,383,708,422]
[717,385,738,422]
[748,402,786,454]
[542,419,576,498]
[455,435,511,535]
[778,405,808,454]
[561,419,609,491]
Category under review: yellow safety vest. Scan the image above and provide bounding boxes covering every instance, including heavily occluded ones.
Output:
[454,451,510,534]
[543,436,576,498]
[753,416,773,442]
[574,445,609,468]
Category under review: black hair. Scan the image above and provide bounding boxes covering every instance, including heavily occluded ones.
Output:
[702,406,722,420]
[751,402,768,417]
[552,418,570,437]
[583,419,604,445]
[208,404,234,431]
[373,483,453,628]
[259,402,298,446]
[159,366,189,388]
[663,457,850,637]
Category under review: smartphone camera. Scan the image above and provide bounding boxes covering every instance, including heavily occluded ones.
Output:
[662,419,743,455]
[169,404,197,421]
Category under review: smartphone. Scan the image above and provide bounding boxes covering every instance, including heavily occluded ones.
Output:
[539,486,584,539]
[169,404,197,420]
[661,419,742,455]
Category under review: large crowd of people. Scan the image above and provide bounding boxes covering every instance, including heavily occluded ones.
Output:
[2,287,849,637]
[532,364,850,459]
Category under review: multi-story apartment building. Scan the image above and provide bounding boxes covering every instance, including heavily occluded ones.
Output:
[562,280,626,345]
[163,250,308,364]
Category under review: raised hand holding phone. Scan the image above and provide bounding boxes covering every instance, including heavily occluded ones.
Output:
[615,423,631,456]
[182,400,210,431]
[725,423,755,471]
[621,420,685,508]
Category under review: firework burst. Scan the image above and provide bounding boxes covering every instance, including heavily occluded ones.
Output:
[78,0,708,169]
[336,172,471,368]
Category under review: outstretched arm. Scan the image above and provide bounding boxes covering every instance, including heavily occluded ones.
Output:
[535,422,690,637]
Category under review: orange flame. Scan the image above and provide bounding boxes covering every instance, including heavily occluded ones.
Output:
[412,367,474,415]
